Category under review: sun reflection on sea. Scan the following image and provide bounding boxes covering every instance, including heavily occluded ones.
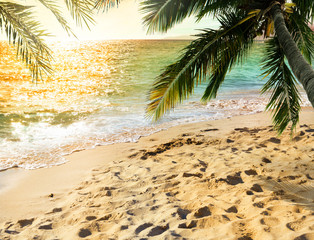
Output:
[0,41,120,114]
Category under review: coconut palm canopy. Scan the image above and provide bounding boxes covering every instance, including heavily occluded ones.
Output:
[141,0,314,133]
[0,0,313,133]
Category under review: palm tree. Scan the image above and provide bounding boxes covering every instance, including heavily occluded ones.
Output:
[0,0,95,81]
[142,0,314,133]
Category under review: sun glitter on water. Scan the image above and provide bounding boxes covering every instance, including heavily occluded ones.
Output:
[0,41,119,114]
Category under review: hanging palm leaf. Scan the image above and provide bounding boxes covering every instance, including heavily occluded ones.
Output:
[94,0,120,11]
[0,2,53,81]
[147,11,257,120]
[37,0,75,36]
[64,0,95,29]
[261,37,301,133]
[0,0,97,81]
[288,11,314,64]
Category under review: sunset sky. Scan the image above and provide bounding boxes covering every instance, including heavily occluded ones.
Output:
[1,0,220,41]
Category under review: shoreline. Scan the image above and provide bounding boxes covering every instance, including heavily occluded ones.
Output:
[0,112,273,218]
[0,109,313,211]
[0,105,312,173]
[0,109,313,239]
[0,92,272,172]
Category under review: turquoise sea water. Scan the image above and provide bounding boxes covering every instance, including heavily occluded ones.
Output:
[0,40,310,170]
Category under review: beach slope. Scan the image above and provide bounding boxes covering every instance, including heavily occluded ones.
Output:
[0,111,313,240]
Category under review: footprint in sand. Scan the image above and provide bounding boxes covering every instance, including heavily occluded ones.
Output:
[268,137,281,144]
[17,218,34,228]
[52,207,62,213]
[260,217,280,227]
[244,169,258,176]
[200,128,219,132]
[194,206,211,218]
[198,159,208,172]
[246,190,254,195]
[135,223,153,234]
[178,220,197,229]
[238,236,253,240]
[260,210,270,216]
[147,224,169,237]
[232,147,239,152]
[286,217,307,231]
[4,229,20,235]
[305,128,314,133]
[232,221,254,240]
[294,233,314,240]
[293,131,306,141]
[225,172,244,185]
[177,208,190,219]
[183,172,203,178]
[46,208,62,215]
[38,223,53,230]
[128,152,139,158]
[225,206,238,213]
[120,225,128,230]
[253,201,265,208]
[78,228,92,238]
[262,157,272,164]
[196,215,230,229]
[165,174,178,180]
[251,184,263,192]
[85,216,97,221]
[97,214,112,221]
[257,143,268,149]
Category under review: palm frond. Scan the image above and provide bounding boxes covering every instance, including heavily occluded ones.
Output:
[94,0,120,12]
[201,61,229,101]
[196,0,244,20]
[140,0,205,33]
[292,0,314,22]
[146,11,257,120]
[202,21,255,100]
[0,2,53,81]
[64,0,95,29]
[261,37,301,134]
[37,0,74,36]
[288,11,314,64]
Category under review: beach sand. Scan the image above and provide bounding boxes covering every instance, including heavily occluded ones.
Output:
[0,110,313,240]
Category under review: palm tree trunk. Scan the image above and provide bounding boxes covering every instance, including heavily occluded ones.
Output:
[271,4,314,108]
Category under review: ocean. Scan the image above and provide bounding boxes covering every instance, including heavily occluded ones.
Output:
[0,40,310,170]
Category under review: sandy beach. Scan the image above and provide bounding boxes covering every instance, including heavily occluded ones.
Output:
[0,110,313,240]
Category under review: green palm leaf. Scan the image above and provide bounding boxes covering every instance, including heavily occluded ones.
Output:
[37,0,75,36]
[94,0,120,11]
[140,0,206,33]
[196,0,244,20]
[64,0,95,28]
[288,11,314,64]
[140,0,250,33]
[147,11,257,120]
[202,12,256,100]
[261,37,301,134]
[0,2,53,81]
[292,0,314,21]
